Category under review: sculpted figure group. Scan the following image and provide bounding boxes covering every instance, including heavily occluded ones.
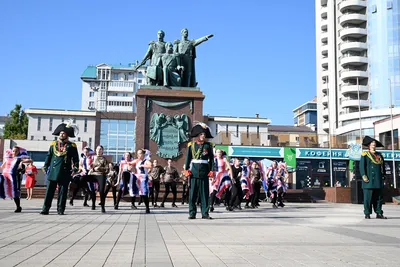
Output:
[135,29,213,87]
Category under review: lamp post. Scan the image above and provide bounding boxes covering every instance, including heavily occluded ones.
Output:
[389,79,397,189]
[327,77,333,187]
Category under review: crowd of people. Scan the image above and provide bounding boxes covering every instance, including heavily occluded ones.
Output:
[0,122,388,220]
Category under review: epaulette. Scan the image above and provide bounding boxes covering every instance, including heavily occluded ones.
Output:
[361,151,367,156]
[209,142,215,147]
[51,141,57,146]
[187,141,192,147]
[71,143,77,148]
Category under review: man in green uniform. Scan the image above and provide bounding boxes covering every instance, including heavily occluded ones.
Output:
[40,123,79,215]
[359,136,387,219]
[185,123,214,219]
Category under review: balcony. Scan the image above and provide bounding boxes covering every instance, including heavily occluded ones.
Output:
[340,70,368,80]
[341,84,368,94]
[321,44,328,55]
[322,121,330,131]
[321,6,328,18]
[321,70,329,78]
[321,56,329,67]
[338,0,367,13]
[341,99,369,108]
[339,27,367,39]
[338,13,367,26]
[340,55,368,66]
[108,81,135,92]
[322,95,329,104]
[339,41,367,53]
[322,108,329,118]
[321,82,328,93]
[321,32,328,43]
[321,19,328,31]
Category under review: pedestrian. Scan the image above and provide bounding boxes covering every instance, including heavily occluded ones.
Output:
[25,161,38,200]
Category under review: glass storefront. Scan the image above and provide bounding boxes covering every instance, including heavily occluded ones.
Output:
[100,119,135,162]
[295,159,349,189]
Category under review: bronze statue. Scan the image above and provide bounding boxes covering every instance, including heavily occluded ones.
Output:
[135,30,166,85]
[174,28,213,87]
[162,42,183,87]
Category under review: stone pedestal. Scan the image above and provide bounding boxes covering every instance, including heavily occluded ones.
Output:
[135,86,205,168]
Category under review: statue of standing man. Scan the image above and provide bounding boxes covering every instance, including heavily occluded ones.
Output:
[135,30,166,85]
[174,29,213,87]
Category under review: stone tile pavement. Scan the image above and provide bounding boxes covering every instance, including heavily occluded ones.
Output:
[0,199,399,267]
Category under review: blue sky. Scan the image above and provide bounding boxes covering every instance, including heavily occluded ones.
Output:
[0,0,316,125]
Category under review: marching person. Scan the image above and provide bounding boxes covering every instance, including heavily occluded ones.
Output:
[266,161,279,209]
[184,123,215,220]
[210,149,232,212]
[359,136,387,219]
[180,164,189,205]
[115,152,137,210]
[0,147,31,212]
[160,159,179,208]
[69,147,94,207]
[148,159,165,207]
[133,149,152,213]
[104,162,118,207]
[88,145,109,213]
[230,158,243,210]
[40,123,79,215]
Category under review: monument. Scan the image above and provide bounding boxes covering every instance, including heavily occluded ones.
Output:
[135,28,213,167]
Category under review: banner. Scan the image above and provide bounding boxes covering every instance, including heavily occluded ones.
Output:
[284,147,296,168]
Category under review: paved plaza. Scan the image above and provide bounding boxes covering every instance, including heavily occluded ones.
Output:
[0,199,399,267]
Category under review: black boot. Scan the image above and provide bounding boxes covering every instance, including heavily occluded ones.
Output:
[14,198,21,213]
[101,205,106,213]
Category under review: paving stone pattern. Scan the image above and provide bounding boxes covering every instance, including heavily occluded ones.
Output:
[0,199,399,266]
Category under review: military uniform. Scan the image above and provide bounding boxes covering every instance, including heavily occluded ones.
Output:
[359,136,387,219]
[185,123,215,219]
[41,124,79,215]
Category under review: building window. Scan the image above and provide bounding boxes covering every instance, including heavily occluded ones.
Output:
[37,117,41,131]
[236,125,239,137]
[226,124,228,137]
[138,79,142,84]
[30,136,33,140]
[138,72,144,78]
[78,137,81,141]
[257,125,260,138]
[89,101,95,109]
[61,117,64,122]
[49,117,53,131]
[89,137,92,148]
[112,73,119,80]
[123,93,128,97]
[371,4,377,13]
[73,118,76,123]
[89,92,95,97]
[216,124,218,135]
[84,118,88,132]
[246,125,249,138]
[295,136,300,142]
[43,136,46,141]
[54,136,57,140]
[124,74,128,80]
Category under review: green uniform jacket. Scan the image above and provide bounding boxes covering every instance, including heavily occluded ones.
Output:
[359,151,385,189]
[185,141,214,179]
[44,141,79,183]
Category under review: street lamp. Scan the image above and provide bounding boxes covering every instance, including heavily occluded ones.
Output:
[389,79,397,188]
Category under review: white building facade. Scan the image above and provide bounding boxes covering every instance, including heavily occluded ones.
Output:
[81,63,147,113]
[315,0,400,144]
[207,115,271,146]
[25,108,96,147]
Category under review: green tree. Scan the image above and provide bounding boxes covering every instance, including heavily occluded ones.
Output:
[3,104,28,140]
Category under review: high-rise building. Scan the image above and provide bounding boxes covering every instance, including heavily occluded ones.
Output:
[315,0,400,145]
[293,97,318,129]
[81,63,147,113]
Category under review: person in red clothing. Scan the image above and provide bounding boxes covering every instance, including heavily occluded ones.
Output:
[25,162,38,200]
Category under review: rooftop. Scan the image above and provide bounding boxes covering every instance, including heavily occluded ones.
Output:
[25,108,96,117]
[80,63,147,79]
[268,125,316,133]
[207,115,271,124]
[292,97,318,112]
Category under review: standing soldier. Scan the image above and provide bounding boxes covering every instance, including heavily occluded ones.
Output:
[40,123,79,215]
[359,136,387,219]
[185,123,214,219]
